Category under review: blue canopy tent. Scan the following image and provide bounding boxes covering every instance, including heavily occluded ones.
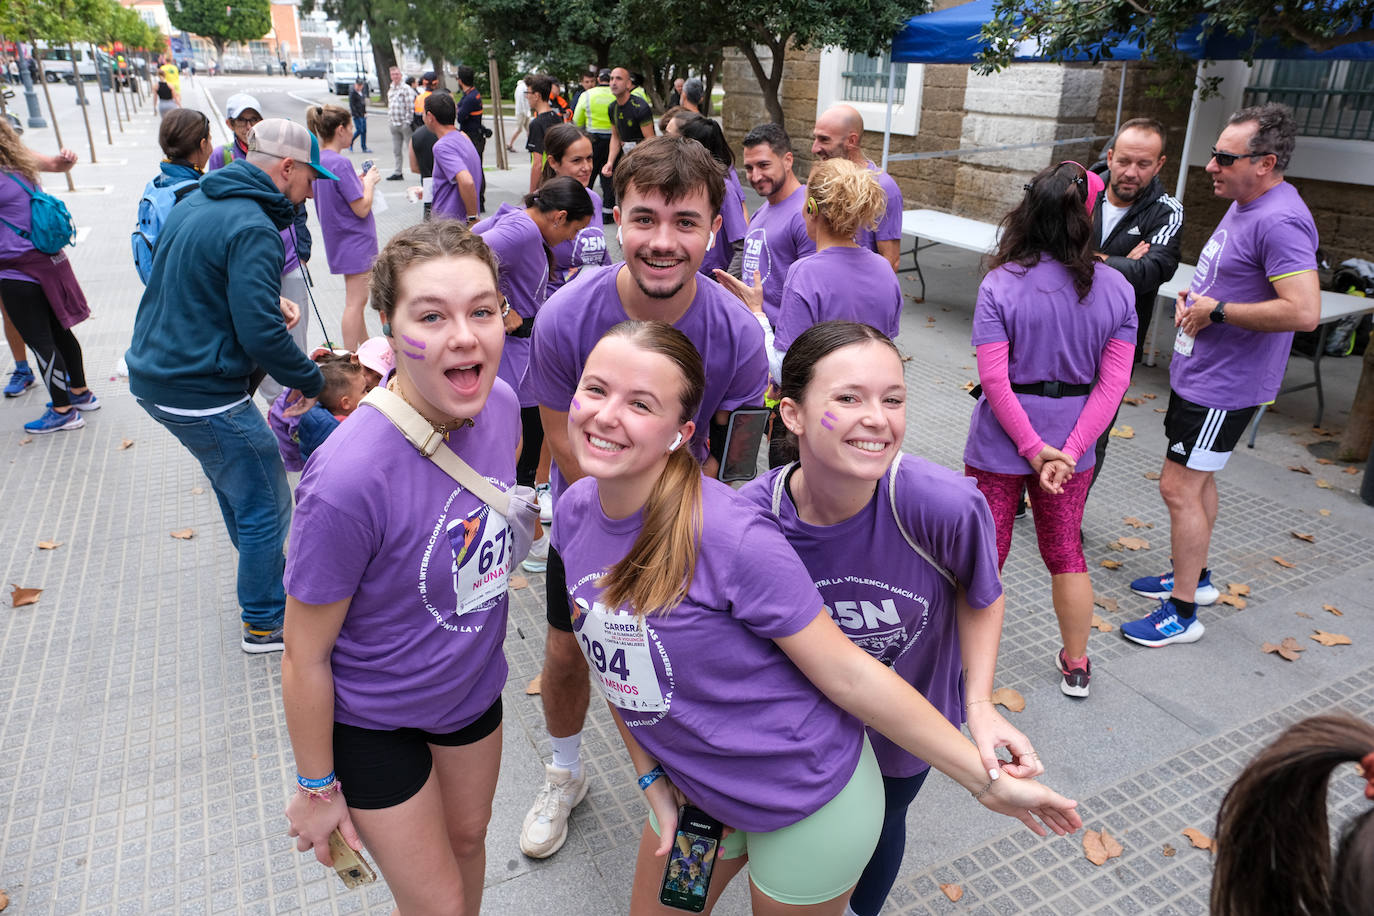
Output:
[880,0,1374,198]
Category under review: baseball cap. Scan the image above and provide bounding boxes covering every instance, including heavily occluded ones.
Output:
[225,93,263,120]
[356,337,395,380]
[597,68,611,82]
[249,119,339,181]
[422,70,437,82]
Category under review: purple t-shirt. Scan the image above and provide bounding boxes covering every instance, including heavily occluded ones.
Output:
[1173,181,1319,410]
[209,141,302,276]
[855,161,903,253]
[432,130,483,222]
[553,476,864,832]
[473,203,550,408]
[549,187,609,293]
[312,149,377,275]
[964,257,1137,474]
[699,167,748,277]
[741,456,1002,777]
[283,380,521,731]
[524,265,768,502]
[741,185,815,328]
[774,246,904,351]
[0,171,39,283]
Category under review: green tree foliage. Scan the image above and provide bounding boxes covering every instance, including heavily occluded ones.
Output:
[166,0,271,67]
[977,1,1374,100]
[301,0,402,101]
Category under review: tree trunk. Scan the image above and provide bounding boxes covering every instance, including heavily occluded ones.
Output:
[31,53,75,191]
[425,47,447,89]
[369,31,397,104]
[1337,341,1374,462]
[736,39,786,127]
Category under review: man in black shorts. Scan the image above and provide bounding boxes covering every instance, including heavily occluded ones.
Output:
[600,67,654,190]
[1122,103,1320,649]
[523,73,563,192]
[408,89,446,220]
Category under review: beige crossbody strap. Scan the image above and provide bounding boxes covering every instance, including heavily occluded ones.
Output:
[361,387,510,512]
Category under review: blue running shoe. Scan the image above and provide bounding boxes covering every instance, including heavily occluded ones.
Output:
[1129,567,1220,605]
[45,390,100,411]
[24,407,85,434]
[4,365,34,397]
[1121,599,1205,648]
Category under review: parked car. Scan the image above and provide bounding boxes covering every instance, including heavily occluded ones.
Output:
[295,59,328,78]
[325,61,373,96]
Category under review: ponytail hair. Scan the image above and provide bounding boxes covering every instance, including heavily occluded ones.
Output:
[540,122,590,182]
[525,174,595,222]
[1211,714,1374,916]
[305,104,350,144]
[593,320,706,618]
[990,160,1096,300]
[805,158,886,241]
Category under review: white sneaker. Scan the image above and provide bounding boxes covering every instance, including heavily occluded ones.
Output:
[536,483,553,524]
[519,764,588,858]
[522,534,550,573]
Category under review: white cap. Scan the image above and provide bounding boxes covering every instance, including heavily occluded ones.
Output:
[225,93,263,120]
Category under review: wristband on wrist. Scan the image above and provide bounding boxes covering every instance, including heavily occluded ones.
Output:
[297,771,337,790]
[971,776,996,801]
[966,697,993,709]
[637,765,666,791]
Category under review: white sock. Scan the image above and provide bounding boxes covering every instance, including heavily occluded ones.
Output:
[843,906,860,916]
[550,732,582,779]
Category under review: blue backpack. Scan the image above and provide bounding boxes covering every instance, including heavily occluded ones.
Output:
[131,176,199,284]
[1,172,77,256]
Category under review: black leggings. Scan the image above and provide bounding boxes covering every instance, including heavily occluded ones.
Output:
[517,404,544,487]
[0,279,85,409]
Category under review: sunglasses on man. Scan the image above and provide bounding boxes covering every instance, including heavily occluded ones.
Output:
[1210,147,1275,167]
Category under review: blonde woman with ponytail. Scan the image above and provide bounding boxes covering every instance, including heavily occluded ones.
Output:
[556,319,1081,915]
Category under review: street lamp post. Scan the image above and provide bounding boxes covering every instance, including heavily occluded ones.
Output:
[18,44,46,129]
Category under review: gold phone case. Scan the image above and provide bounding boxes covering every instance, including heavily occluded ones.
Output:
[328,829,377,888]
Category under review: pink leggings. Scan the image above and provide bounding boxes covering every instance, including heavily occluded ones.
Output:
[965,465,1091,575]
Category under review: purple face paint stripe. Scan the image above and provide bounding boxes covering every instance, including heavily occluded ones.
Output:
[402,350,424,360]
[400,335,426,349]
[571,397,582,411]
[820,411,837,430]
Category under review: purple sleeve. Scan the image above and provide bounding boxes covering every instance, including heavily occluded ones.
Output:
[773,267,812,353]
[876,178,904,241]
[716,315,769,411]
[977,341,1044,460]
[1259,216,1319,282]
[283,481,377,605]
[434,140,471,179]
[334,161,364,204]
[525,299,580,412]
[969,275,1010,346]
[792,214,817,261]
[1062,337,1135,462]
[896,461,1003,611]
[726,511,826,639]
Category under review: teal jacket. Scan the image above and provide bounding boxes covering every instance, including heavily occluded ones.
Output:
[128,159,322,409]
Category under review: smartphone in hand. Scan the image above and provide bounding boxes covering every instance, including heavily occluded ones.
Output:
[658,806,723,912]
[361,159,374,175]
[328,829,377,889]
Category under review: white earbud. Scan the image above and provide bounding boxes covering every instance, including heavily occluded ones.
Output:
[616,225,624,245]
[707,230,716,250]
[668,432,683,452]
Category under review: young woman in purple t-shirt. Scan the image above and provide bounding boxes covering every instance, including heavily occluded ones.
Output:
[556,320,1080,913]
[538,123,611,292]
[306,105,382,349]
[741,320,1039,916]
[963,162,1136,700]
[281,222,520,914]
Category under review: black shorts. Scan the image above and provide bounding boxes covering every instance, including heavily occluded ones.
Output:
[545,545,574,632]
[1163,392,1258,472]
[332,697,503,809]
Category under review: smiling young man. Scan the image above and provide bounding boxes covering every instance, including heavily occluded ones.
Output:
[1122,103,1320,649]
[519,135,768,859]
[736,123,815,330]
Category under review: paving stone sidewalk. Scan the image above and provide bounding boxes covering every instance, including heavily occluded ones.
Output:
[1,76,1371,915]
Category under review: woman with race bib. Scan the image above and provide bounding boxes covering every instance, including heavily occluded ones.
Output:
[554,319,1080,914]
[538,123,611,293]
[281,221,522,913]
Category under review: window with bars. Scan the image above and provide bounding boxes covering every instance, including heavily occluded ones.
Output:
[841,51,907,105]
[1243,60,1374,141]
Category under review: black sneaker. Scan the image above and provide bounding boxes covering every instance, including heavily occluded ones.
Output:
[242,623,284,654]
[1058,649,1091,698]
[387,173,404,181]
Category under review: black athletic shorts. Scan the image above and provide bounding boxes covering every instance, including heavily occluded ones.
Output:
[1163,391,1258,472]
[332,697,503,809]
[545,545,574,632]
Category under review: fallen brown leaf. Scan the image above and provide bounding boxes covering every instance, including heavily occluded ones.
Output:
[1228,583,1251,597]
[1272,556,1296,569]
[1323,604,1344,617]
[1141,392,1157,400]
[36,540,62,550]
[1217,594,1248,609]
[1117,536,1151,551]
[1090,613,1114,632]
[117,438,134,450]
[1291,531,1316,543]
[1296,611,1313,619]
[169,528,195,540]
[1122,516,1154,529]
[1316,479,1334,489]
[1310,630,1352,647]
[1316,457,1335,465]
[1313,427,1337,437]
[1345,466,1360,475]
[509,575,529,590]
[1100,559,1123,570]
[990,686,1026,713]
[18,436,32,445]
[1109,425,1135,439]
[1162,844,1176,857]
[10,585,41,608]
[1319,509,1331,516]
[960,381,975,392]
[1083,829,1124,866]
[525,673,542,695]
[191,486,205,495]
[1288,465,1312,474]
[1093,594,1119,613]
[1153,407,1167,413]
[1262,637,1305,661]
[1182,828,1213,851]
[939,884,963,903]
[1121,396,1144,406]
[1144,470,1161,480]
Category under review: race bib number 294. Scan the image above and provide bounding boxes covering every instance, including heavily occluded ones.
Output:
[576,599,667,712]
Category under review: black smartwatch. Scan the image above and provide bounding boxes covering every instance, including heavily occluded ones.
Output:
[1209,300,1227,324]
